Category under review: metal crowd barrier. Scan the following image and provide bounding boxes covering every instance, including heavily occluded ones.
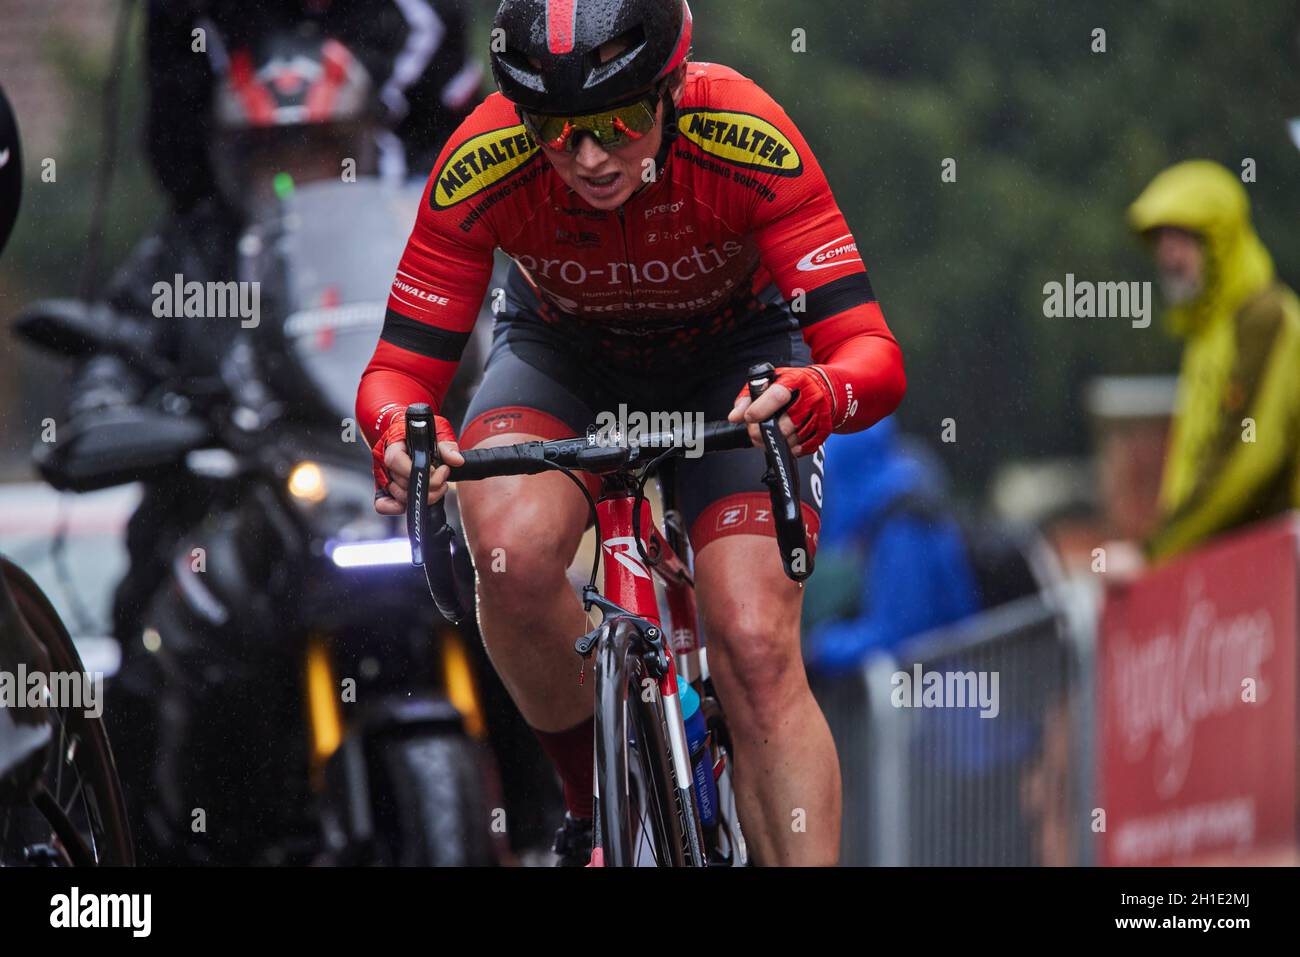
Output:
[812,582,1098,866]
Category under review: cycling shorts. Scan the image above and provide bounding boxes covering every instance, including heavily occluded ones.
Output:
[459,266,825,556]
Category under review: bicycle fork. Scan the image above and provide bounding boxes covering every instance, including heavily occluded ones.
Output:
[580,589,707,867]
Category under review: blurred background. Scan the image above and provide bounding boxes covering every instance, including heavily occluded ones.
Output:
[6,1,1300,489]
[1,0,1298,866]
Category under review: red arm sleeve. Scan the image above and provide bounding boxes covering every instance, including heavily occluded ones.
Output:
[742,82,905,432]
[355,106,508,446]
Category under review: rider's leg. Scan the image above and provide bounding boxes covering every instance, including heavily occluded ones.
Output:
[693,532,841,866]
[454,321,611,822]
[670,323,838,865]
[458,430,592,731]
[457,425,599,820]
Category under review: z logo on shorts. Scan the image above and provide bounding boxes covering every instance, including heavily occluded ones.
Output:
[716,503,749,530]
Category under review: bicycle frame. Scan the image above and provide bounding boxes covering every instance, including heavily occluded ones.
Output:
[585,462,738,868]
[590,476,708,866]
[403,370,802,866]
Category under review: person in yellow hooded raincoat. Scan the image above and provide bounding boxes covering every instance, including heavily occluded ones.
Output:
[1128,159,1300,562]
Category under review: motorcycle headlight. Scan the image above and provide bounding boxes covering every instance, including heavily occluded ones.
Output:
[285,458,395,545]
[288,461,328,503]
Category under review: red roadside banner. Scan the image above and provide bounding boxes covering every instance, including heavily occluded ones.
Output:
[1098,515,1299,865]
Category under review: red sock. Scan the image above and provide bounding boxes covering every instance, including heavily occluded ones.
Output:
[532,716,594,819]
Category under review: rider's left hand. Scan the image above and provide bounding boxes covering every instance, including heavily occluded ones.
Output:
[728,365,835,456]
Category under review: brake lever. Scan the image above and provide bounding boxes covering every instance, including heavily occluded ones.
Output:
[405,403,469,624]
[405,404,433,568]
[747,362,813,582]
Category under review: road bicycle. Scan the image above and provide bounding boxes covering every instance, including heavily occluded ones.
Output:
[0,556,134,866]
[403,363,811,866]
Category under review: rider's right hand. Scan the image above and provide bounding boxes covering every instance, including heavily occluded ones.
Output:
[370,409,464,516]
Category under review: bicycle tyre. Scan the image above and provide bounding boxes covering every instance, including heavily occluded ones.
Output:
[700,693,749,866]
[593,619,693,867]
[0,558,134,866]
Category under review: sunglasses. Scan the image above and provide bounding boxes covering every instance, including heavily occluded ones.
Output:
[519,94,660,153]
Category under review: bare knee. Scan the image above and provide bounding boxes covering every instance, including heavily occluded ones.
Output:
[460,476,586,614]
[697,546,807,737]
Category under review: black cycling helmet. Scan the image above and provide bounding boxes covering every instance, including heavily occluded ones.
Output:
[490,0,692,115]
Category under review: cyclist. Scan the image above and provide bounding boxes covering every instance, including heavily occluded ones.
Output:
[358,0,905,866]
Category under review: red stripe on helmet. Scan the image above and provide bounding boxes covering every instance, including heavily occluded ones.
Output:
[658,0,693,77]
[306,38,351,122]
[547,0,577,54]
[229,49,276,126]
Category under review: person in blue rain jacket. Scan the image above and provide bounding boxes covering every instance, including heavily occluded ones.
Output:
[804,417,983,676]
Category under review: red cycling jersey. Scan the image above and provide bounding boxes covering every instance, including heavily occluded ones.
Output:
[357,61,905,449]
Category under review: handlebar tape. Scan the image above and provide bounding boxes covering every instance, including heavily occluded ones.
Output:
[451,443,550,482]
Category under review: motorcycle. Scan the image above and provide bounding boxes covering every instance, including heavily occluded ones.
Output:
[14,178,514,865]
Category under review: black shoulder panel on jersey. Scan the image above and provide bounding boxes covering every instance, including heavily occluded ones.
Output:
[797,273,877,327]
[380,309,472,360]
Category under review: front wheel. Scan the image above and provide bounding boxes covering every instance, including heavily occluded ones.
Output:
[593,621,701,867]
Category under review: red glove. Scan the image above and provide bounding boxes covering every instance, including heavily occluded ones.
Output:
[370,407,459,496]
[733,364,838,456]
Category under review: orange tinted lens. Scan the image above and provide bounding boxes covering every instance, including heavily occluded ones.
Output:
[525,100,656,151]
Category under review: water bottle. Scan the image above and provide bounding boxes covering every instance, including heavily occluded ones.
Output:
[677,676,718,829]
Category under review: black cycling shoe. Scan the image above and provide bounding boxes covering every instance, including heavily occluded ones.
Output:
[552,813,594,867]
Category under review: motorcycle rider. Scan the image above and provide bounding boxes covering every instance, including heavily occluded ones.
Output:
[52,3,482,862]
[67,1,481,658]
[146,0,481,212]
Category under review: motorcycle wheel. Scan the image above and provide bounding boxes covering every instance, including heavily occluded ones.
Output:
[368,731,497,866]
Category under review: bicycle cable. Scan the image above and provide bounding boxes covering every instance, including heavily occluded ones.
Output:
[631,446,677,571]
[532,439,678,600]
[536,460,604,592]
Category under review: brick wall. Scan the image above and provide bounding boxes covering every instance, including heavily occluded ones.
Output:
[0,0,117,158]
[0,1,120,477]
